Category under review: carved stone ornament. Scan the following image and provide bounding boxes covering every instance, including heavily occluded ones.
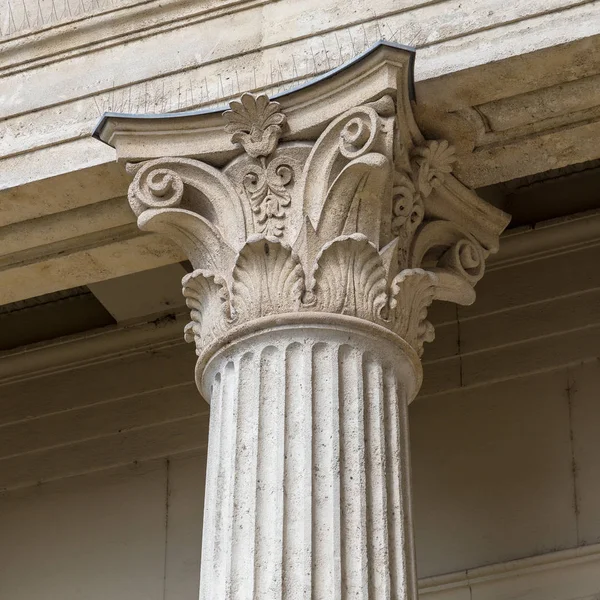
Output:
[128,101,505,367]
[95,42,509,380]
[97,43,510,600]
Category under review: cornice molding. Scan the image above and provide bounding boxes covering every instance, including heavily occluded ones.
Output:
[0,0,273,76]
[4,8,599,193]
[1,0,590,81]
[0,0,149,45]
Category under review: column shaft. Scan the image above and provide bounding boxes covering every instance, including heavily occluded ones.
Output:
[199,323,418,600]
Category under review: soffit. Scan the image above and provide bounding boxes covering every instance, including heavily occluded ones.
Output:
[481,158,600,229]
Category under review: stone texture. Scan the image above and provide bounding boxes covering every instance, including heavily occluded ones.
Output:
[112,46,508,379]
[3,26,600,303]
[3,0,599,180]
[3,241,600,596]
[200,323,418,600]
[2,3,600,598]
[99,44,508,600]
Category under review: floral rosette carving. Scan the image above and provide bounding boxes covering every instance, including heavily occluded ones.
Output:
[127,91,507,363]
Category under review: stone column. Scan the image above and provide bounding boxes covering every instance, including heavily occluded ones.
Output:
[198,317,419,600]
[124,70,508,599]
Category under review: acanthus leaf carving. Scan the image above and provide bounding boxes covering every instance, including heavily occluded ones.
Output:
[183,270,233,352]
[231,236,304,322]
[301,98,396,247]
[311,234,388,321]
[388,269,437,357]
[316,152,391,247]
[125,89,508,363]
[378,237,400,288]
[127,156,247,270]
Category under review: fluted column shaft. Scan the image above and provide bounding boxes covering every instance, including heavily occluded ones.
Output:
[198,317,421,600]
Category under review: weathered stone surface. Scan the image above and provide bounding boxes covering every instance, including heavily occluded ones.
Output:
[2,2,600,599]
[98,43,508,600]
[112,45,508,373]
[3,0,599,192]
[3,15,599,303]
[200,323,418,600]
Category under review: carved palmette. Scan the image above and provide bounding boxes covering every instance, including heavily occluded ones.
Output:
[128,92,493,359]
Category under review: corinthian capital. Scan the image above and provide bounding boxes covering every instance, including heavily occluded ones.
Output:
[102,43,508,386]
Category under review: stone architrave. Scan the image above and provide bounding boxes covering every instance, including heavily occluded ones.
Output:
[97,43,509,600]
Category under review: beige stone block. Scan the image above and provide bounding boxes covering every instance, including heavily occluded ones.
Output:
[0,415,209,490]
[459,289,600,355]
[461,324,600,388]
[424,320,460,362]
[0,383,203,459]
[420,356,462,397]
[461,245,600,319]
[0,342,196,424]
